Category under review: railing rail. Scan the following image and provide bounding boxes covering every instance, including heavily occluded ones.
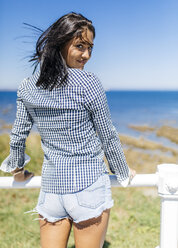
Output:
[0,173,158,189]
[0,163,178,248]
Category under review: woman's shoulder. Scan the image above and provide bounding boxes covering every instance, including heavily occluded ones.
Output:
[68,68,105,102]
[68,68,99,79]
[17,72,40,95]
[68,68,101,88]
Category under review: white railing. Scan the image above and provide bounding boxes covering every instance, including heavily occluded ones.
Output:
[0,163,178,248]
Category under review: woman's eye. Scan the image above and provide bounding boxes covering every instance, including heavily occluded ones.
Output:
[75,44,93,54]
[88,46,93,52]
[76,44,84,50]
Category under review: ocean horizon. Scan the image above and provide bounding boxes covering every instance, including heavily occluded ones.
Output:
[0,90,178,147]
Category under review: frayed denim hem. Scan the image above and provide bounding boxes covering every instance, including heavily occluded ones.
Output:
[24,207,71,223]
[24,200,113,224]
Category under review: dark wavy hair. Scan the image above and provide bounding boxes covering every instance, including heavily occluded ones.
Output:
[29,12,95,90]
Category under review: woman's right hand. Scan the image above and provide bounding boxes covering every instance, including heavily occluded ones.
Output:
[12,168,34,182]
[129,168,136,183]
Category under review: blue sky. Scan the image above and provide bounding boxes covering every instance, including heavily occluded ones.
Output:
[0,0,178,90]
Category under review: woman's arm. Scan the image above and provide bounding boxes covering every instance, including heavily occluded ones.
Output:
[0,82,34,180]
[85,75,134,185]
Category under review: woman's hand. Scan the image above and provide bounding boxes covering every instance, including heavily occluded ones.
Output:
[12,168,34,182]
[129,168,136,183]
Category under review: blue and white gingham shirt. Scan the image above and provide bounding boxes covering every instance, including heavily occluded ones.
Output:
[1,68,129,193]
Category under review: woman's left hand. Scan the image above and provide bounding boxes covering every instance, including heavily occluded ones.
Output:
[12,168,34,182]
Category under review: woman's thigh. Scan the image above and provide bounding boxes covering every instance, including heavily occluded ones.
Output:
[39,217,72,248]
[73,209,110,248]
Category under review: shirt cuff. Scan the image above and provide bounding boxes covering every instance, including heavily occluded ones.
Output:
[119,177,130,187]
[0,154,31,173]
[115,168,131,187]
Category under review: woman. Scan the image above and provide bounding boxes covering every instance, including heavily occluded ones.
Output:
[1,12,135,248]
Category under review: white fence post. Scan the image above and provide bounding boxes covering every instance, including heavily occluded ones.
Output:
[157,164,178,248]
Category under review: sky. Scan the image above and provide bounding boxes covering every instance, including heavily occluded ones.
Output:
[0,0,178,90]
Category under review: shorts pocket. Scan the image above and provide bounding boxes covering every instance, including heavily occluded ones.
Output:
[76,185,105,209]
[38,191,46,206]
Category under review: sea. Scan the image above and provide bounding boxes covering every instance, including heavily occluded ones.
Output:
[0,90,178,147]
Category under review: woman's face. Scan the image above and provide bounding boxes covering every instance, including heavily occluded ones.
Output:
[61,28,94,70]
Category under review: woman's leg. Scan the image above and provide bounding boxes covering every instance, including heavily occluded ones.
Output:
[73,209,110,248]
[39,217,72,248]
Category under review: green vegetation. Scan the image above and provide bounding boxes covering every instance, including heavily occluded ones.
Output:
[2,125,178,247]
[0,187,160,248]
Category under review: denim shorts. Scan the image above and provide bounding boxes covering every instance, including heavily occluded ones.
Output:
[32,173,114,223]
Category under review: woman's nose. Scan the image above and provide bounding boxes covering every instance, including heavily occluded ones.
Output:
[81,49,90,60]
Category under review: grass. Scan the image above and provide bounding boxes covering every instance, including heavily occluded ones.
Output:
[2,124,178,247]
[0,187,160,248]
[0,188,40,248]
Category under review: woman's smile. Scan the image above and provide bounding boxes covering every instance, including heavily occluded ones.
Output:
[77,59,87,65]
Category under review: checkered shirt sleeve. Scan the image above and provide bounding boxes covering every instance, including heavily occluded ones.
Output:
[84,75,129,182]
[0,79,33,172]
